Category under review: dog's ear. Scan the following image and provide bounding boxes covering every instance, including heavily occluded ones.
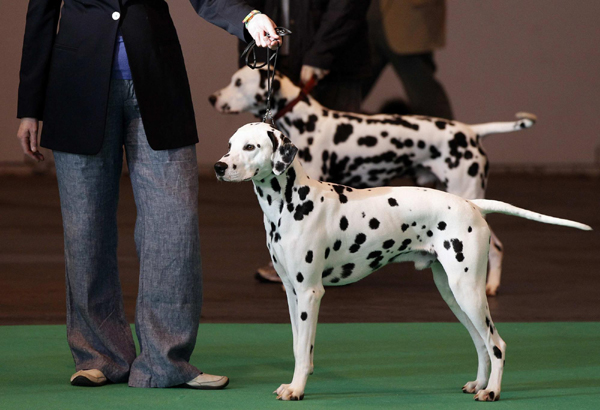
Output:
[268,129,297,176]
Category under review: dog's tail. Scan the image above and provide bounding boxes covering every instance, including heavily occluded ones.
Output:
[470,199,591,231]
[470,112,537,138]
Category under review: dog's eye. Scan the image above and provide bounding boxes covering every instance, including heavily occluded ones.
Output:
[243,144,256,151]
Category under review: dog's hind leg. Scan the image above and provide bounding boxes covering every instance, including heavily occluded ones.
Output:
[485,229,503,296]
[275,281,325,401]
[431,262,490,394]
[442,256,506,402]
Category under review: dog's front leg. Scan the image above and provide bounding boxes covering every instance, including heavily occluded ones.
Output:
[275,282,325,401]
[282,279,300,359]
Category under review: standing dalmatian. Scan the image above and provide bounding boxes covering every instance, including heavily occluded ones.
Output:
[210,67,537,295]
[214,123,591,401]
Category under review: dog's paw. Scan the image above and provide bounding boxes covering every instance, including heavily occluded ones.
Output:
[485,283,499,297]
[274,384,304,401]
[462,380,486,394]
[474,389,500,402]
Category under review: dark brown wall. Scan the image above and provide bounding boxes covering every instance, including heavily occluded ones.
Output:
[1,1,599,166]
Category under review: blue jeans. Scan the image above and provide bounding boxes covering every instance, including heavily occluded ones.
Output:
[54,80,202,387]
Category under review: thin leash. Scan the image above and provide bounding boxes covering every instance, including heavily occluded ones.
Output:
[240,27,292,125]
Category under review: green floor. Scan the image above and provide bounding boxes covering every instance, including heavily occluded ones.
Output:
[0,323,599,409]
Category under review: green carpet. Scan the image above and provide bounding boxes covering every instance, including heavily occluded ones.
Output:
[0,323,599,409]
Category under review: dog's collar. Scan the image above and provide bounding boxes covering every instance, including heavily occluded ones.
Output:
[273,77,317,121]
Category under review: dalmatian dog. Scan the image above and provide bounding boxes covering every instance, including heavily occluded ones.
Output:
[214,123,590,402]
[210,66,537,296]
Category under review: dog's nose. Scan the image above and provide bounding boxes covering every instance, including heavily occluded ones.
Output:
[208,95,217,107]
[214,161,228,176]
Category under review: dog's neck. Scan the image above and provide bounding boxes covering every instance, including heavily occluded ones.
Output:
[252,159,311,222]
[270,83,327,131]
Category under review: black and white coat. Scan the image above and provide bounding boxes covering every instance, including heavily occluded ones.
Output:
[210,66,537,296]
[213,123,589,401]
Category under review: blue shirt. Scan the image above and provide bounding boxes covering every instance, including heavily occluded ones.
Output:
[112,30,132,80]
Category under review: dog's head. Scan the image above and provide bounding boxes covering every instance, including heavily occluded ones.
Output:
[209,67,298,118]
[214,122,299,182]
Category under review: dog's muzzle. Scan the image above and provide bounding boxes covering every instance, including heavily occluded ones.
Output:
[214,161,228,177]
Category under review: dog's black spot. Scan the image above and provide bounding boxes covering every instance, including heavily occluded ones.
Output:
[388,198,399,207]
[427,230,433,237]
[333,123,354,145]
[421,225,426,229]
[468,162,479,177]
[324,247,330,259]
[369,218,380,229]
[267,195,272,205]
[383,239,395,249]
[443,241,450,250]
[437,222,447,230]
[449,238,465,262]
[310,345,314,354]
[305,251,313,264]
[322,268,333,278]
[297,272,304,282]
[417,140,426,149]
[340,217,349,231]
[355,233,367,244]
[486,317,490,327]
[430,146,441,159]
[493,346,502,359]
[235,78,242,87]
[398,238,412,251]
[284,167,296,203]
[381,131,388,137]
[435,120,447,130]
[464,150,473,160]
[404,138,414,148]
[464,267,468,272]
[367,251,382,259]
[256,186,263,197]
[330,277,340,283]
[411,222,417,226]
[341,263,355,278]
[298,186,310,201]
[349,244,361,253]
[294,201,314,221]
[301,312,308,321]
[358,136,378,147]
[270,178,281,192]
[332,185,349,204]
[333,240,342,251]
[468,226,472,233]
[401,223,409,232]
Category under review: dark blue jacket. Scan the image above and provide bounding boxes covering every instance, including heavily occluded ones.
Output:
[18,0,252,154]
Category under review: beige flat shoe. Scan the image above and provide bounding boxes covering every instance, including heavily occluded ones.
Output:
[185,373,229,390]
[255,262,282,283]
[70,369,108,387]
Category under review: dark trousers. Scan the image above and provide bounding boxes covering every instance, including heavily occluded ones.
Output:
[363,30,454,120]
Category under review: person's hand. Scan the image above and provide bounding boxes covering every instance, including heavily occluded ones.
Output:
[17,117,44,162]
[246,14,281,49]
[300,65,330,85]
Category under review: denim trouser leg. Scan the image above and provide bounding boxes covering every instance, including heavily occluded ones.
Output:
[121,83,202,388]
[54,83,136,383]
[54,80,202,387]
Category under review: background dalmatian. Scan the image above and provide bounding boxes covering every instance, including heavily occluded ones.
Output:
[210,66,538,296]
[213,123,591,402]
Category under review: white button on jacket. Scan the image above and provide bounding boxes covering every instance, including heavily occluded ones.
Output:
[112,12,120,20]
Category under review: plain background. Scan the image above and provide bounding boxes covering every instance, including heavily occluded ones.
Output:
[0,0,599,168]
